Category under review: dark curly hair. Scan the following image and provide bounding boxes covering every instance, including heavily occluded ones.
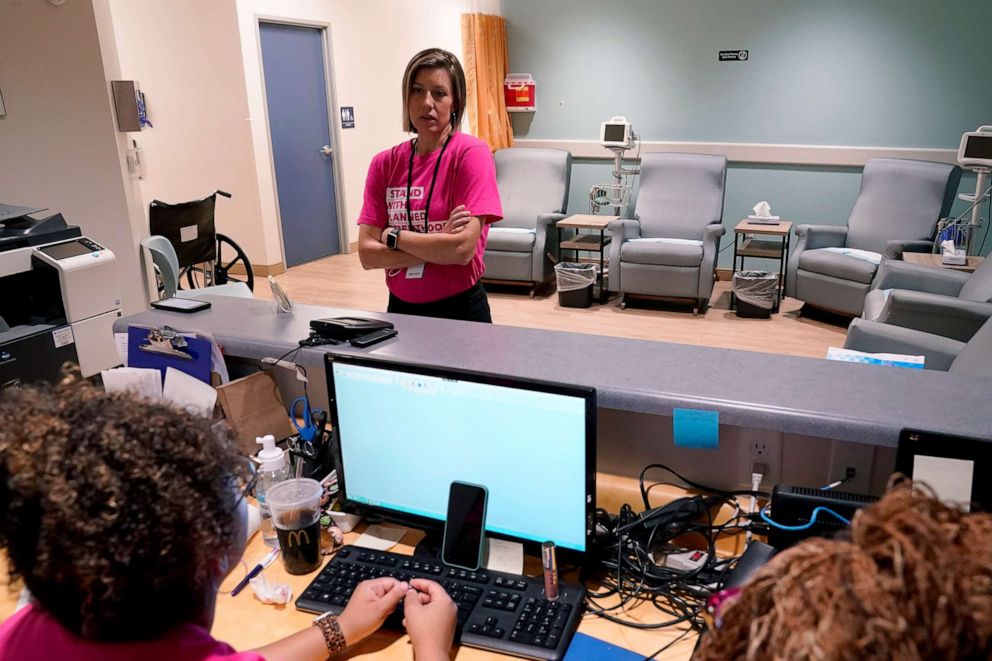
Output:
[0,371,250,641]
[696,484,992,659]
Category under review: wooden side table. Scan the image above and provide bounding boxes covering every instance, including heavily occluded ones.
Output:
[556,214,618,302]
[903,252,985,273]
[732,220,793,311]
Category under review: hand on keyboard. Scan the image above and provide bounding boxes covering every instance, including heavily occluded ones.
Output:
[337,577,410,646]
[404,578,457,660]
[297,546,584,659]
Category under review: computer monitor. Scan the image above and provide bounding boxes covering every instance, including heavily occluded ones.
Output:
[325,354,596,554]
[895,428,992,513]
[957,127,992,169]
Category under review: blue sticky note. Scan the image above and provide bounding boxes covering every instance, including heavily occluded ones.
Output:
[673,408,719,449]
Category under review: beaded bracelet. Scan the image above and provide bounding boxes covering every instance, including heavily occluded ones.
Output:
[313,611,347,654]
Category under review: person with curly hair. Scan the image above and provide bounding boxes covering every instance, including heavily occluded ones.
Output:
[695,484,992,660]
[0,374,456,661]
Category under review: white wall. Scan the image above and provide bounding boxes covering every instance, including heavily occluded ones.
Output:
[107,0,268,267]
[0,0,146,313]
[236,0,502,261]
[0,0,502,291]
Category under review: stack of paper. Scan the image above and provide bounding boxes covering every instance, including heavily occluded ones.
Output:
[826,347,924,369]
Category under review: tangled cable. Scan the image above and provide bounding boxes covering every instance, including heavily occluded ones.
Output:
[582,465,759,650]
[695,484,992,660]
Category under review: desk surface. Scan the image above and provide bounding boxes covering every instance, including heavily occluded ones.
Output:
[115,295,992,446]
[209,528,698,660]
[1,478,712,660]
[0,532,698,660]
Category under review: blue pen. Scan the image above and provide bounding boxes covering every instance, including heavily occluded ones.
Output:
[231,547,280,597]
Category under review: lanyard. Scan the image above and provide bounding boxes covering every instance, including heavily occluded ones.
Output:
[406,132,453,233]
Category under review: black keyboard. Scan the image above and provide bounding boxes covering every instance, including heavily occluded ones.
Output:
[296,545,584,660]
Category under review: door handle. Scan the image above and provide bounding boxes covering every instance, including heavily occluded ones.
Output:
[319,145,333,156]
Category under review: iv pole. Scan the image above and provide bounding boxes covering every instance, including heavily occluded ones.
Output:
[963,167,989,255]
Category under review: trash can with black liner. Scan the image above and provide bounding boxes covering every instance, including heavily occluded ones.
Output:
[733,270,779,318]
[555,262,597,308]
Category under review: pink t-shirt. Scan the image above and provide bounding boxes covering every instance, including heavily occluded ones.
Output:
[358,132,503,304]
[0,603,265,661]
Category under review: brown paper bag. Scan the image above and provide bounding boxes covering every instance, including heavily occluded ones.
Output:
[215,370,294,454]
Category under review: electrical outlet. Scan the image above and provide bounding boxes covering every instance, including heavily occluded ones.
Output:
[738,429,782,489]
[827,441,874,494]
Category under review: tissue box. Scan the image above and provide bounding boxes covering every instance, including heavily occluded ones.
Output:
[942,250,967,266]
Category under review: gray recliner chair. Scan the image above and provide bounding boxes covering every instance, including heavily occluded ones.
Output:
[861,257,992,342]
[787,158,962,317]
[482,148,571,295]
[844,315,992,377]
[607,153,727,314]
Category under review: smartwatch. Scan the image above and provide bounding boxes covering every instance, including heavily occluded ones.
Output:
[385,228,400,250]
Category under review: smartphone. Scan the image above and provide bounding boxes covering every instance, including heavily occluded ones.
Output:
[442,481,488,570]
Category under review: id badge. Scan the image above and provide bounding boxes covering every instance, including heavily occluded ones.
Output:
[406,263,426,279]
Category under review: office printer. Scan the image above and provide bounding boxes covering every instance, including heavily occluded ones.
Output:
[0,205,122,388]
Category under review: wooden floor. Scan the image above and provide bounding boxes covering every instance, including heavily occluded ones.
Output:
[262,252,850,360]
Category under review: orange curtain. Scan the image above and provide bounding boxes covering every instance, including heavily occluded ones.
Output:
[461,13,513,151]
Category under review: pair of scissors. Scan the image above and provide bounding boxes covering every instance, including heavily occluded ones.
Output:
[290,396,324,444]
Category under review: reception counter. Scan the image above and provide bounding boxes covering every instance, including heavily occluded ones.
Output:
[115,295,991,493]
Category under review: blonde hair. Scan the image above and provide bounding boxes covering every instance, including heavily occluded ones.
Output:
[401,48,466,133]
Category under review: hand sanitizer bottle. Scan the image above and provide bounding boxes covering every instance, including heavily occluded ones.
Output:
[255,434,290,548]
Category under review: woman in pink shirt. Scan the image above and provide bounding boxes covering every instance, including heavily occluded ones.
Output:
[0,374,455,661]
[358,48,503,323]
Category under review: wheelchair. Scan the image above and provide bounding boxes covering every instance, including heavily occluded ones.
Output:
[148,190,254,294]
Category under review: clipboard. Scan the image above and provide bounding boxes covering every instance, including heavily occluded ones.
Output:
[127,326,213,384]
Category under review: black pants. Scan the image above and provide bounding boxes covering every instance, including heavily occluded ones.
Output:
[387,281,492,323]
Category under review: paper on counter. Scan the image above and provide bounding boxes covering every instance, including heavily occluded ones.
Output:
[354,524,408,551]
[826,346,924,369]
[162,366,217,417]
[101,367,162,401]
[114,332,129,366]
[483,538,524,575]
[194,330,230,384]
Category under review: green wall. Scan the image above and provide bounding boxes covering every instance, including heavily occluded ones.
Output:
[503,0,992,262]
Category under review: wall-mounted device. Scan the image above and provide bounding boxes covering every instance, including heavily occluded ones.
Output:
[111,80,150,132]
[503,73,536,112]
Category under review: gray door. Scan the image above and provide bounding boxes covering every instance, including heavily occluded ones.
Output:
[259,22,340,267]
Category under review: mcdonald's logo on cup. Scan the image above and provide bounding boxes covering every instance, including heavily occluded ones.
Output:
[266,478,323,575]
[287,528,310,548]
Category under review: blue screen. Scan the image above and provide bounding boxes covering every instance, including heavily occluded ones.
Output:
[332,361,590,551]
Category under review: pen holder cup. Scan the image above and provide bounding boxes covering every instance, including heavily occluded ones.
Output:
[287,430,336,481]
